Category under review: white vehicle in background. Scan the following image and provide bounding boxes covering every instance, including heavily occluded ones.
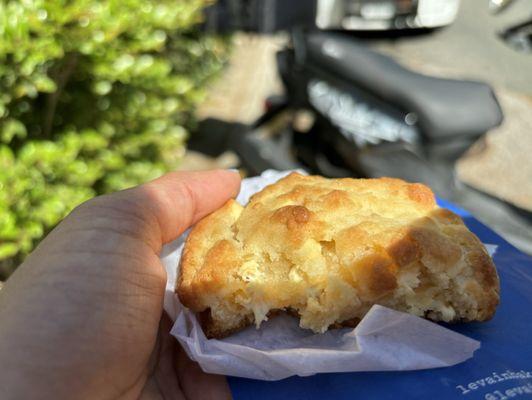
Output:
[204,0,462,33]
[316,0,461,31]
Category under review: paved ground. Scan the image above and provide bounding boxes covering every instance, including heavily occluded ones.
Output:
[456,90,532,212]
[196,34,284,124]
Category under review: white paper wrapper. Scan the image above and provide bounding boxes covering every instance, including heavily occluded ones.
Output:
[161,170,493,381]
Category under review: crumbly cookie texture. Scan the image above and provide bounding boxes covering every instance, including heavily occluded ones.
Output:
[177,173,499,338]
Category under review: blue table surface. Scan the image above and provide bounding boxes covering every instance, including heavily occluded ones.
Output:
[228,199,532,400]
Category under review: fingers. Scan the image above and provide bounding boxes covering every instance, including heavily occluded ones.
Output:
[147,313,233,400]
[175,345,232,400]
[139,314,186,400]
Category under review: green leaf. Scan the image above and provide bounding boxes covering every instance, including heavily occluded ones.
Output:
[33,74,57,93]
[1,120,27,143]
[0,145,15,167]
[0,243,19,260]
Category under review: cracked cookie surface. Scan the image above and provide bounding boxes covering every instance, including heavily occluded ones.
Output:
[177,173,500,338]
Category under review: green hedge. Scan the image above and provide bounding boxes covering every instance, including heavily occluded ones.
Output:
[0,0,229,278]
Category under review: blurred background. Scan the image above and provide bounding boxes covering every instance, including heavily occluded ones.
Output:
[1,0,531,281]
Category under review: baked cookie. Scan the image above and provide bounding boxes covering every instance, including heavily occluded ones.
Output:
[177,173,499,338]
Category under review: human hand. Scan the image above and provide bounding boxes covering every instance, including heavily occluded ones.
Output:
[0,170,240,400]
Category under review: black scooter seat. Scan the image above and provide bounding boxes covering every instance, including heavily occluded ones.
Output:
[304,32,503,141]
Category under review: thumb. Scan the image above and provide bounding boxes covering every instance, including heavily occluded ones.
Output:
[139,169,241,244]
[65,169,241,252]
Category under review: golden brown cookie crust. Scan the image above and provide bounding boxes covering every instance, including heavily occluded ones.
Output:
[177,173,500,338]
